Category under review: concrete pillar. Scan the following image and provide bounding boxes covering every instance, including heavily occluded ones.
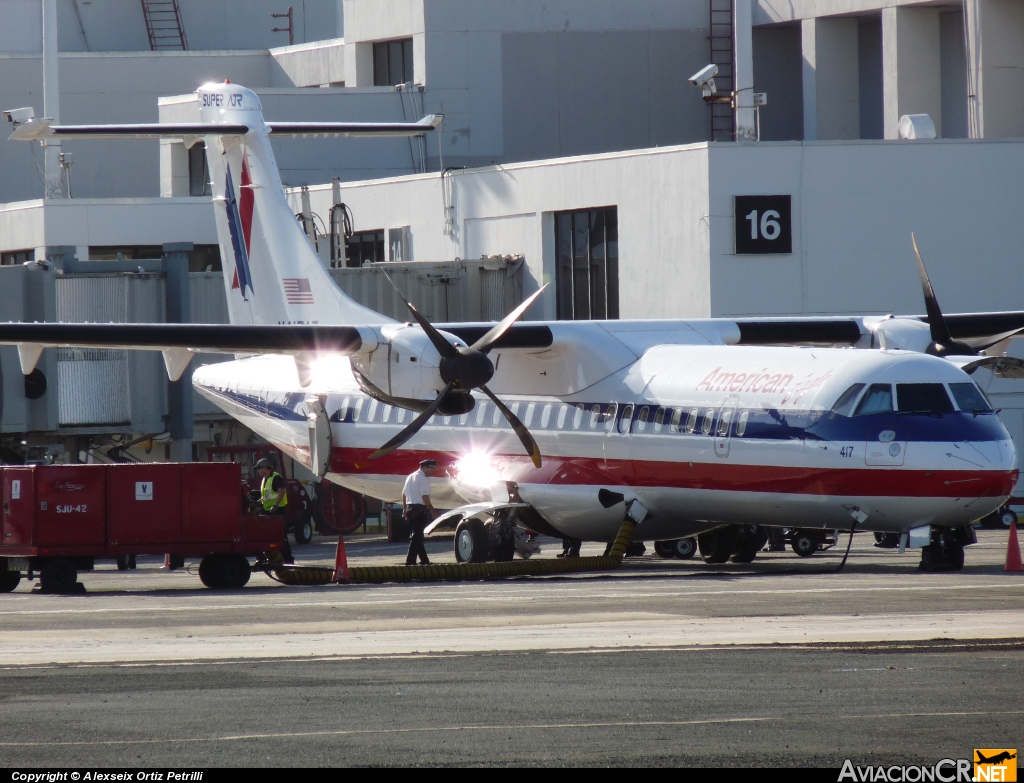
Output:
[965,0,1024,138]
[882,6,942,139]
[801,17,860,141]
[163,243,193,457]
[734,0,756,140]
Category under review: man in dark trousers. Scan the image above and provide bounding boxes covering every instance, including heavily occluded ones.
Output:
[402,459,437,566]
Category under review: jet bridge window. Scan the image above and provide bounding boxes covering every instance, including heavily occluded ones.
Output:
[854,384,893,415]
[830,383,866,417]
[896,384,954,414]
[949,382,993,413]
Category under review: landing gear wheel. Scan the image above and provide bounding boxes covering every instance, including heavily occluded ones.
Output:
[654,540,676,559]
[673,537,697,560]
[730,539,759,564]
[698,529,736,564]
[951,544,965,571]
[455,518,487,563]
[873,532,900,549]
[791,531,818,558]
[0,569,21,593]
[999,508,1018,529]
[39,559,77,593]
[293,517,314,545]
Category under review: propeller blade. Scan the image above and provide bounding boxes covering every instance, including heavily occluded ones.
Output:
[383,272,458,359]
[368,381,454,460]
[912,233,954,346]
[481,384,542,468]
[471,284,549,353]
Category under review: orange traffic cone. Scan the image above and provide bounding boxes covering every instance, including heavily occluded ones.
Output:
[1005,522,1023,573]
[333,535,349,583]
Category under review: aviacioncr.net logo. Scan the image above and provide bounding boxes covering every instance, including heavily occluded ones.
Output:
[839,759,973,782]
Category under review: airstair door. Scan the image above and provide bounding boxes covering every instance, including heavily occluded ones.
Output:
[307,396,332,478]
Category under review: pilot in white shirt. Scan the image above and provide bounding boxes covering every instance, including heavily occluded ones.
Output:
[402,459,437,565]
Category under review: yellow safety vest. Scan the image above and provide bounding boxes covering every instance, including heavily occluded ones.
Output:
[261,472,289,511]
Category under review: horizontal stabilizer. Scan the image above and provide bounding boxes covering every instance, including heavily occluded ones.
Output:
[267,116,442,137]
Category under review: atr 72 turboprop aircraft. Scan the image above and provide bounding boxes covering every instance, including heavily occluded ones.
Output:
[4,82,1023,571]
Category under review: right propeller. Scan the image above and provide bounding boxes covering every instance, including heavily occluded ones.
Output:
[912,233,977,357]
[368,281,548,467]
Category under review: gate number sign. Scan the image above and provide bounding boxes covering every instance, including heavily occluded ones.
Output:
[734,195,792,254]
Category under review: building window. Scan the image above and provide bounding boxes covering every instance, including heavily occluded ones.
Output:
[1,249,34,266]
[373,38,414,86]
[345,230,386,267]
[554,206,619,320]
[188,143,211,197]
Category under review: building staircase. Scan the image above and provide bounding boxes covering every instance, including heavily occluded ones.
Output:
[141,0,187,51]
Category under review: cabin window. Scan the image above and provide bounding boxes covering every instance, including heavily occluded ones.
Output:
[717,409,733,437]
[896,384,954,414]
[541,404,553,428]
[506,402,521,428]
[458,412,469,425]
[949,382,993,413]
[556,404,569,429]
[396,407,407,424]
[476,402,489,426]
[736,410,749,437]
[352,398,364,422]
[653,407,665,433]
[670,408,683,433]
[492,404,504,427]
[524,402,536,427]
[685,408,699,434]
[589,405,601,429]
[701,408,715,436]
[636,406,650,433]
[604,403,619,433]
[572,404,585,429]
[831,383,866,417]
[442,415,452,425]
[381,404,392,423]
[340,396,351,421]
[366,399,378,422]
[619,404,634,433]
[854,384,893,415]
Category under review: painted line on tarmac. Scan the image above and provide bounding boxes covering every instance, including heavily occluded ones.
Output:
[1,581,1021,616]
[2,710,1022,748]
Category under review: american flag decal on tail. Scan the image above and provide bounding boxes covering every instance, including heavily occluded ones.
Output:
[283,278,314,304]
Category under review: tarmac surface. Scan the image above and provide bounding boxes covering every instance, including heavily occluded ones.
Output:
[1,530,1022,766]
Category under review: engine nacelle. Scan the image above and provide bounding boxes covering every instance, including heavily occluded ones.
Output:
[350,323,468,405]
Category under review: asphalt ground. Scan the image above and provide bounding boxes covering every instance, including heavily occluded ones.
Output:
[1,530,1021,767]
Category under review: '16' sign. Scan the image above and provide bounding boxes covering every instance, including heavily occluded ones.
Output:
[734,195,792,255]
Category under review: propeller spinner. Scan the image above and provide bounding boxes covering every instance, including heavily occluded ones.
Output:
[368,280,547,467]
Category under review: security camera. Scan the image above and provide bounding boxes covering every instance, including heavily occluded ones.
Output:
[688,64,719,97]
[3,107,35,125]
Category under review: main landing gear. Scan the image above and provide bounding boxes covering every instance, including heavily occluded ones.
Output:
[696,525,768,564]
[454,511,516,564]
[654,537,697,560]
[918,526,973,572]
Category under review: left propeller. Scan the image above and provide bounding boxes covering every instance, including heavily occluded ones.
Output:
[368,280,547,467]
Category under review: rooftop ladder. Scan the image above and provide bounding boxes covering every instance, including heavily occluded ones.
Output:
[141,0,187,51]
[709,0,734,141]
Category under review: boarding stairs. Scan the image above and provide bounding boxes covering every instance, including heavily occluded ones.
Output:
[141,0,188,51]
[709,0,735,141]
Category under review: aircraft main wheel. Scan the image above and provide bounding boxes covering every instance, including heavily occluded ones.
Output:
[698,529,734,564]
[455,518,487,563]
[39,559,77,593]
[0,569,21,593]
[951,544,965,571]
[654,540,676,559]
[873,532,900,549]
[293,517,314,545]
[791,531,818,558]
[730,539,759,564]
[674,537,697,560]
[999,508,1018,529]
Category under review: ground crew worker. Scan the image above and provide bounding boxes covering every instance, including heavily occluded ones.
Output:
[257,458,288,516]
[402,459,437,566]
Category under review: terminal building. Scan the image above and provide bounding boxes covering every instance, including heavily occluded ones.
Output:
[0,0,1022,489]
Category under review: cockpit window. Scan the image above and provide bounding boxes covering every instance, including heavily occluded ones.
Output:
[831,383,866,417]
[854,384,893,415]
[948,382,993,413]
[896,383,954,414]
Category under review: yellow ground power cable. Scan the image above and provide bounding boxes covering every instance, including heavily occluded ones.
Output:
[266,511,639,586]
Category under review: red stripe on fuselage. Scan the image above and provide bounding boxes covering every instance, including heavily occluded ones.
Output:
[330,447,1017,499]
